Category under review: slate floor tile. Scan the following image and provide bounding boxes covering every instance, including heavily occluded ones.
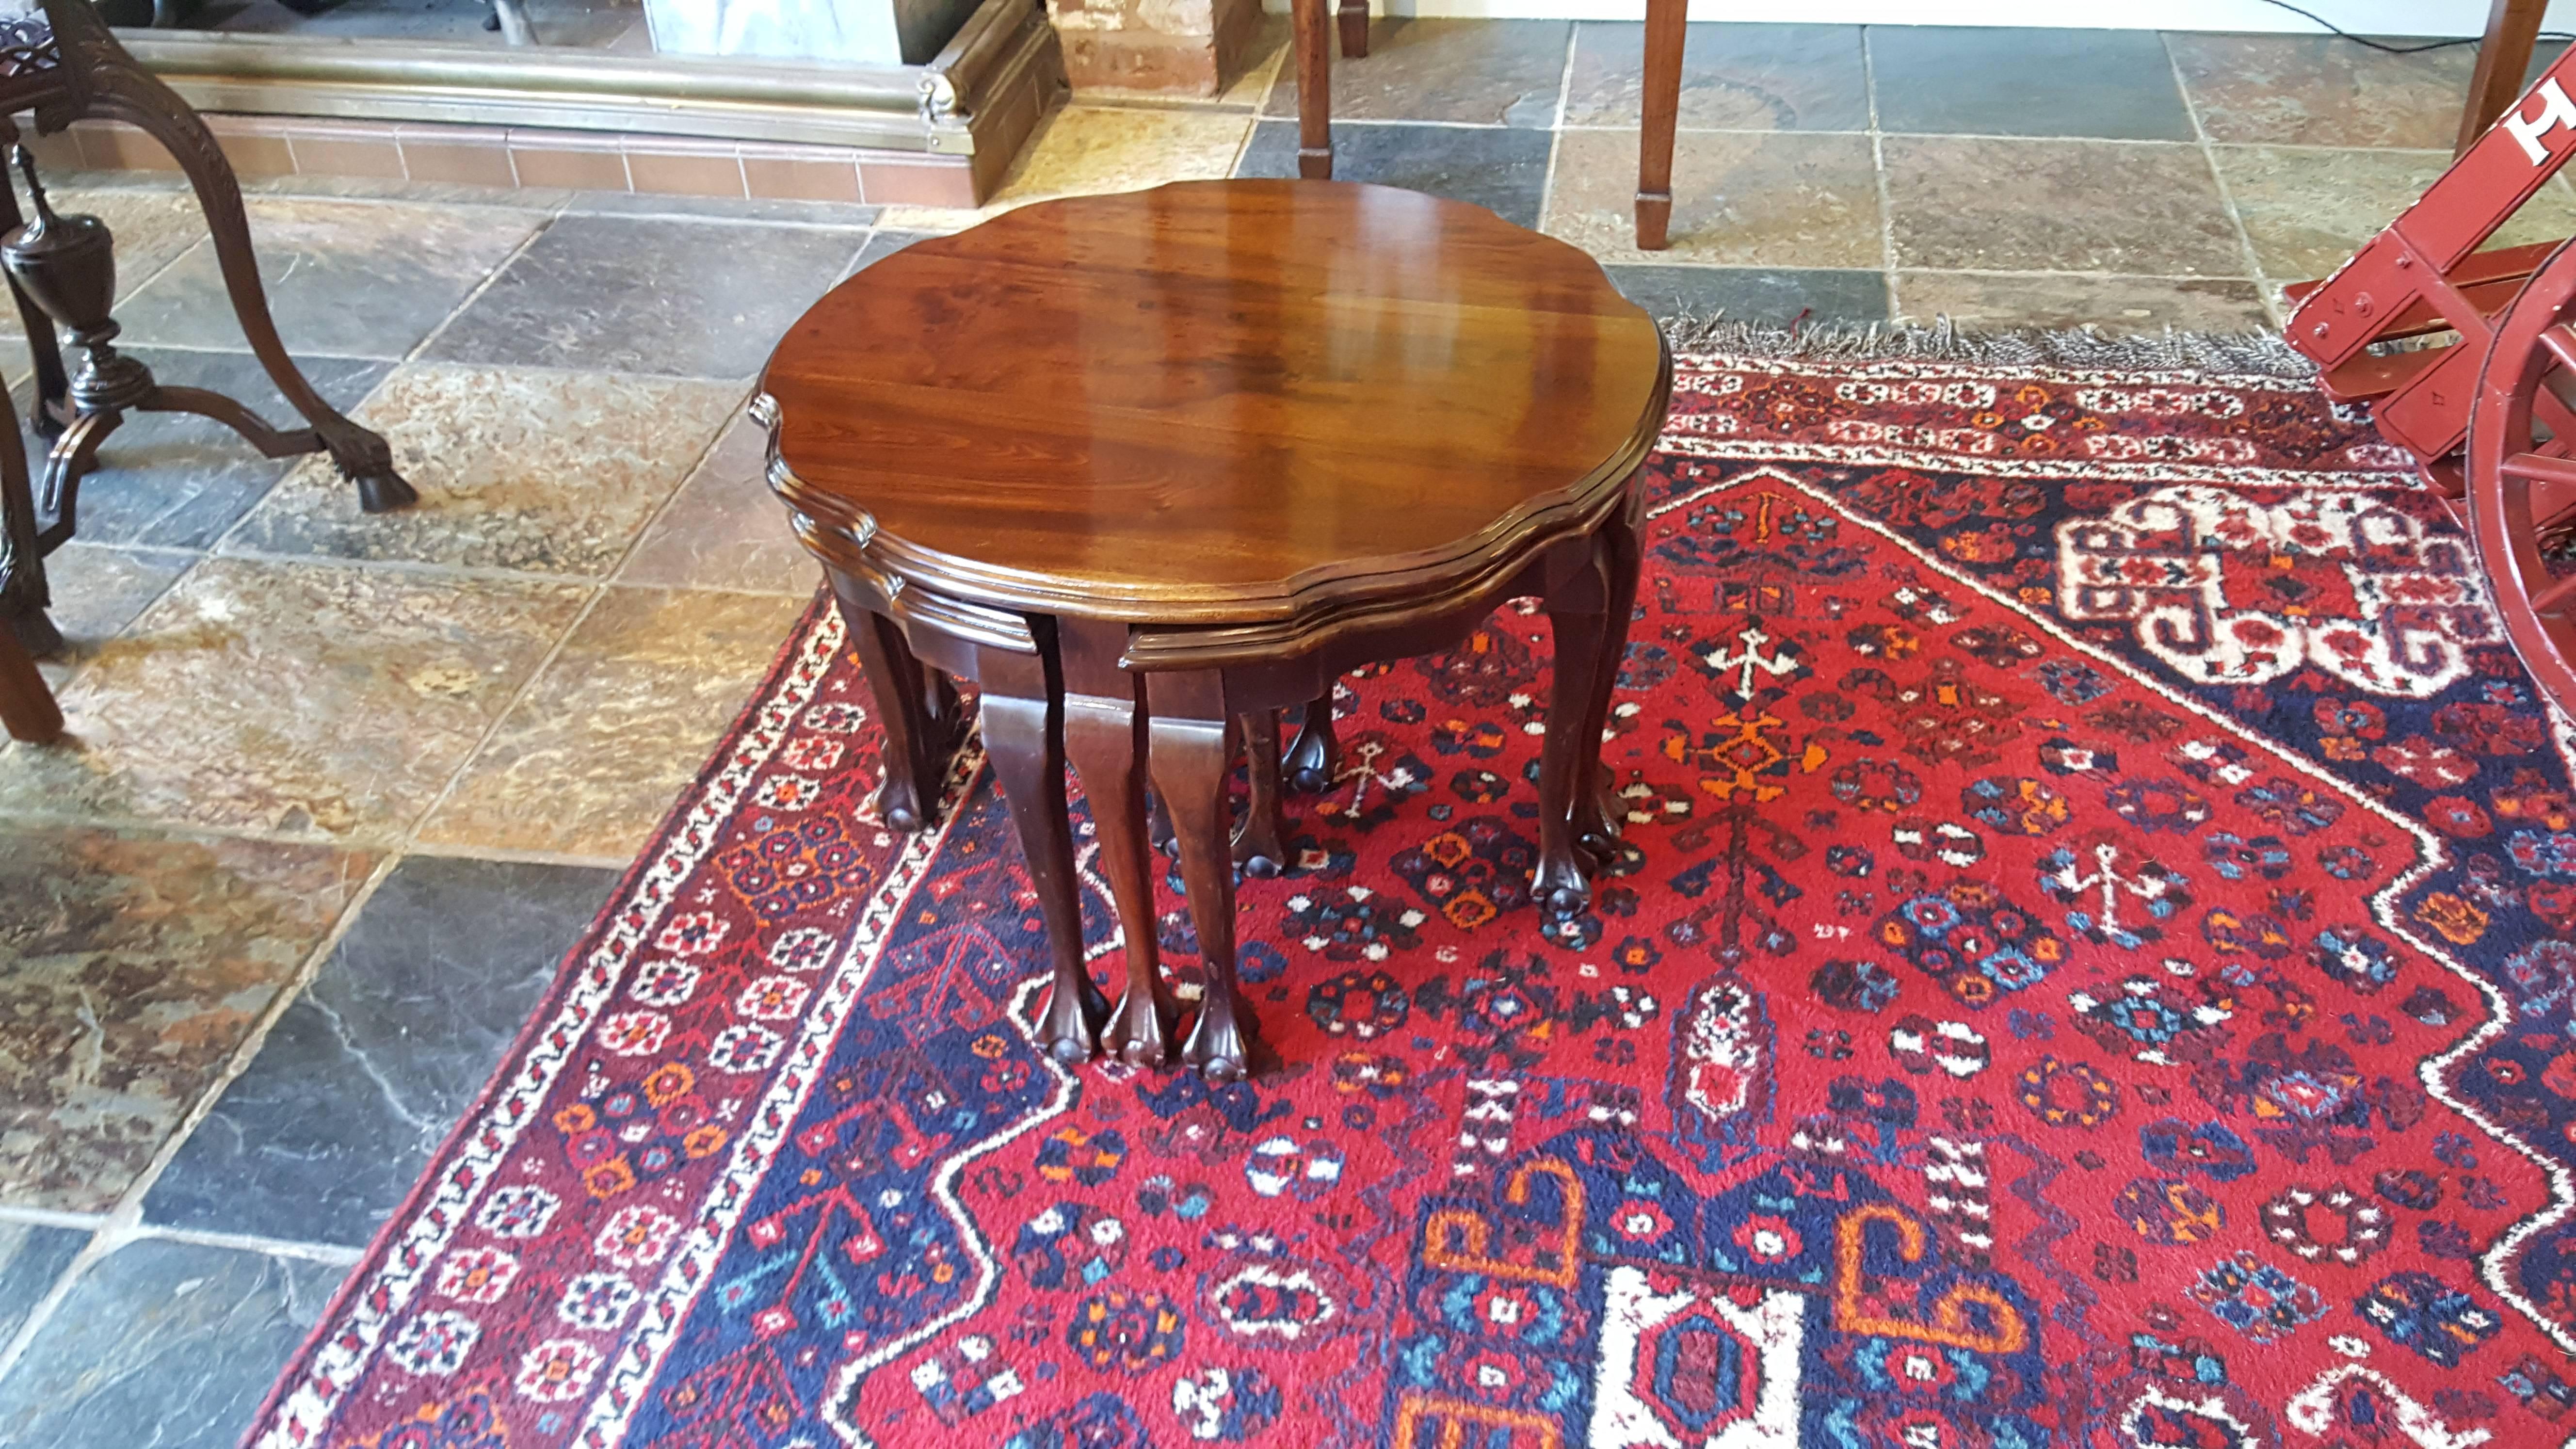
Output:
[112,196,545,361]
[0,825,372,1211]
[1883,136,2243,276]
[1868,25,2195,141]
[422,213,867,380]
[0,1222,86,1344]
[16,348,391,551]
[2215,145,2576,284]
[2167,32,2524,150]
[1545,128,1881,268]
[144,855,617,1247]
[1260,18,1571,128]
[418,585,814,859]
[0,1237,341,1449]
[618,413,818,595]
[31,542,192,688]
[1602,263,1887,325]
[1235,121,1553,228]
[1895,271,2273,330]
[222,362,744,576]
[0,557,589,844]
[1563,22,1867,132]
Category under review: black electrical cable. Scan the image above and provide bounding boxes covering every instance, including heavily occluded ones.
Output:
[2255,0,2574,54]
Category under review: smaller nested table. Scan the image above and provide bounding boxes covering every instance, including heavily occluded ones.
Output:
[759,180,1669,1082]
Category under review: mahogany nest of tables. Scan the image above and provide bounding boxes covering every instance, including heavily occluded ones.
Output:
[760,179,1671,1082]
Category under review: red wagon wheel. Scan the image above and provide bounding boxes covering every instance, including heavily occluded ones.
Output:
[2466,237,2576,720]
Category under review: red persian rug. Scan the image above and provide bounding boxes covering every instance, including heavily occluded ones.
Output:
[251,335,2576,1449]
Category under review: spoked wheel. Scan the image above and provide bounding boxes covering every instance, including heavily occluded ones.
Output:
[2467,237,2576,720]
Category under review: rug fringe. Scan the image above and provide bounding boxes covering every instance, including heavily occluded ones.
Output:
[1659,315,2317,380]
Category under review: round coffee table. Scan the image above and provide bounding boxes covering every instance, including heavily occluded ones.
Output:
[759,180,1670,1082]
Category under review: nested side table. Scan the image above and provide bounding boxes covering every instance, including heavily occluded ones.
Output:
[760,180,1670,1082]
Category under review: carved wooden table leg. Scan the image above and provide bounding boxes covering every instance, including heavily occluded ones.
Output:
[826,581,958,833]
[1635,0,1686,250]
[1285,691,1338,793]
[1575,488,1643,862]
[1292,0,1333,179]
[36,2,416,512]
[1152,668,1253,1083]
[2459,0,2549,157]
[1060,617,1177,1069]
[1534,527,1614,919]
[1233,709,1288,878]
[980,623,1109,1063]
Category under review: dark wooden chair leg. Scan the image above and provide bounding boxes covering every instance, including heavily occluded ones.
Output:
[0,379,58,669]
[1285,690,1338,793]
[1292,0,1334,179]
[2460,0,2550,157]
[981,624,1108,1064]
[1152,669,1252,1084]
[827,582,955,833]
[1635,0,1686,250]
[1336,0,1367,58]
[1233,709,1288,878]
[1060,617,1177,1069]
[0,618,56,743]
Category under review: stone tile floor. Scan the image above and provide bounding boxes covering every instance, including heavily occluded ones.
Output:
[0,19,2542,1445]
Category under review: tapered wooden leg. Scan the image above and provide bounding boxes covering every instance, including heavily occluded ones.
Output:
[1534,533,1612,920]
[982,630,1108,1064]
[1060,618,1177,1069]
[1153,670,1252,1084]
[1234,710,1288,879]
[2459,0,2549,156]
[828,580,952,834]
[1292,0,1334,179]
[1336,0,1368,57]
[1635,0,1686,250]
[1285,691,1338,794]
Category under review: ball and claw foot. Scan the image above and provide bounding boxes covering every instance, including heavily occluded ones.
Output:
[1106,990,1175,1069]
[1534,854,1593,922]
[1239,849,1284,881]
[1181,999,1252,1085]
[1041,974,1111,1065]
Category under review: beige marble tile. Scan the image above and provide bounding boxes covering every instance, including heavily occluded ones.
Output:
[2216,145,2576,284]
[222,364,745,577]
[991,105,1254,207]
[618,414,818,596]
[1883,136,2244,277]
[419,585,812,859]
[33,543,192,690]
[1543,128,1880,268]
[1563,21,1868,132]
[0,824,372,1211]
[1894,271,2274,332]
[1258,18,1568,127]
[0,557,589,843]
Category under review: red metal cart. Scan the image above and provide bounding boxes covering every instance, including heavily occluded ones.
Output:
[2286,41,2576,719]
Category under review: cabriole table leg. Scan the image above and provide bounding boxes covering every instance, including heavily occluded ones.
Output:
[828,580,958,833]
[979,628,1109,1063]
[1060,617,1178,1069]
[1152,668,1254,1084]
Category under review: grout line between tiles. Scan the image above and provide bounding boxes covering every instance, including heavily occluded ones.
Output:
[1860,26,1900,322]
[2161,31,2278,330]
[0,1205,107,1231]
[0,847,401,1386]
[1538,21,1577,228]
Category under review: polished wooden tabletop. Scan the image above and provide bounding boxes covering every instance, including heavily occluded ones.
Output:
[760,180,1669,624]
